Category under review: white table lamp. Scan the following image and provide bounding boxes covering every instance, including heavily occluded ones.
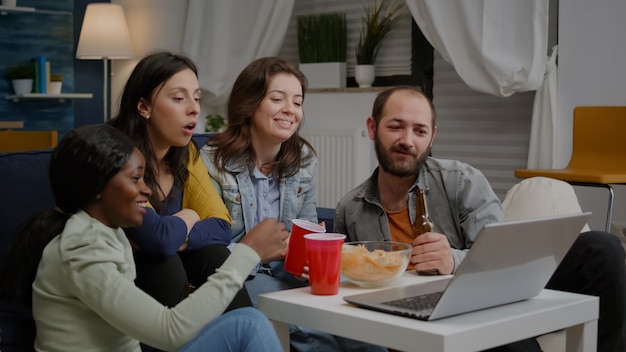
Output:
[76,3,133,122]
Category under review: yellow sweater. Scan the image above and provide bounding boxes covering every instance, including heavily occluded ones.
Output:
[181,142,231,224]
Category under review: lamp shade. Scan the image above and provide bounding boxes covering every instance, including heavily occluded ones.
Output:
[76,3,134,59]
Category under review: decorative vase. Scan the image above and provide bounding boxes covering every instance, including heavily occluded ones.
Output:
[11,79,33,95]
[1,0,17,7]
[49,81,62,94]
[355,65,375,88]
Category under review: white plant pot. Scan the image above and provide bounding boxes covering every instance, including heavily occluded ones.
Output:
[1,0,17,7]
[11,79,33,95]
[355,65,375,88]
[49,81,62,94]
[299,62,346,89]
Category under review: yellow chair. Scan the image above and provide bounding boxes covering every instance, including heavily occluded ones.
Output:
[0,130,58,153]
[515,106,626,231]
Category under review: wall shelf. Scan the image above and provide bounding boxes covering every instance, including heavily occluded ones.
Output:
[6,93,93,103]
[0,120,24,129]
[0,5,71,16]
[0,5,35,15]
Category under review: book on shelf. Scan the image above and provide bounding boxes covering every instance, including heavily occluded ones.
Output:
[45,61,51,93]
[33,56,48,94]
[33,61,38,93]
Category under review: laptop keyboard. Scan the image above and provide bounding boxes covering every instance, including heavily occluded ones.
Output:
[382,291,443,319]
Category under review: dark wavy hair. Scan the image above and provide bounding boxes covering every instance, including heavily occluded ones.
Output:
[0,124,135,303]
[107,50,199,211]
[208,56,316,178]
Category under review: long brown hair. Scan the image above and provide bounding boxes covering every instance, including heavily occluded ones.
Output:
[208,57,316,178]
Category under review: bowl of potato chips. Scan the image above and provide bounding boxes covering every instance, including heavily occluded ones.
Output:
[341,241,411,287]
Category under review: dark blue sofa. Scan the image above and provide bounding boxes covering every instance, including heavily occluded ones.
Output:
[0,147,51,352]
[0,134,334,351]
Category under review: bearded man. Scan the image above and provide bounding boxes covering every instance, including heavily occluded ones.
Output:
[334,86,625,352]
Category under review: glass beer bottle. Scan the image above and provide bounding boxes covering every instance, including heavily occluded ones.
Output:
[412,188,439,275]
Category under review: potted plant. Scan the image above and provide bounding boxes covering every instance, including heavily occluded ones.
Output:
[50,73,63,82]
[297,12,347,88]
[50,73,63,94]
[5,63,35,95]
[205,114,226,133]
[354,0,401,87]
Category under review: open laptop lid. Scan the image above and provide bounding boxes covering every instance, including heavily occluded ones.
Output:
[429,212,590,320]
[344,212,591,320]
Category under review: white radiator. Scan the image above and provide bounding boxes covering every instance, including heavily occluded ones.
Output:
[300,128,372,208]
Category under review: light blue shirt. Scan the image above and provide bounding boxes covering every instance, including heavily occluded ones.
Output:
[251,168,280,223]
[200,144,319,277]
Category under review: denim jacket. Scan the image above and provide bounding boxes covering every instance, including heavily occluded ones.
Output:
[200,144,319,243]
[334,157,504,273]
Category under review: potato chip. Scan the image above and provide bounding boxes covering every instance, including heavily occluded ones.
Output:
[341,243,410,285]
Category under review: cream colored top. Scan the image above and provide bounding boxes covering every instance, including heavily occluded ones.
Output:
[32,210,259,352]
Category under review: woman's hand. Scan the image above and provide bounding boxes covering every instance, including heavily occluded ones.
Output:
[241,218,289,263]
[174,208,201,234]
[173,208,198,252]
[177,236,189,252]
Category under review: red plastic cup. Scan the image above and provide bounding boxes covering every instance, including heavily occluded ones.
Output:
[304,233,346,295]
[284,219,326,276]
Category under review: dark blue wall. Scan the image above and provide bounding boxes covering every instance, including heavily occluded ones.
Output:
[73,0,109,129]
[0,0,108,139]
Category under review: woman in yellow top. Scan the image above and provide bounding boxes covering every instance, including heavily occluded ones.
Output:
[107,52,274,318]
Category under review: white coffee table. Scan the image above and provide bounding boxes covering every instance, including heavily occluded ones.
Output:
[258,272,598,352]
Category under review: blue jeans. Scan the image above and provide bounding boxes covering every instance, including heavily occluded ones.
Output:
[244,260,308,307]
[180,307,281,352]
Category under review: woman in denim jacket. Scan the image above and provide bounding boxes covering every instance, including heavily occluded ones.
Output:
[200,57,318,300]
[202,146,318,247]
[201,57,386,352]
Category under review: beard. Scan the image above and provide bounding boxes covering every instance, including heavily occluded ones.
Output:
[374,133,430,178]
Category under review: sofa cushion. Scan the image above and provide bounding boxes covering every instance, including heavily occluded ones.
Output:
[316,207,335,232]
[0,298,35,351]
[0,149,55,261]
[502,176,590,232]
[0,150,52,352]
[191,133,214,150]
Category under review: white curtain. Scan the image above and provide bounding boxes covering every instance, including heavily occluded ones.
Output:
[528,46,558,168]
[183,0,294,119]
[404,0,555,168]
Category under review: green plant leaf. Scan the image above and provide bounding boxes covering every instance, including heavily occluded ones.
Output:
[205,114,227,133]
[298,12,347,63]
[5,63,35,80]
[355,0,401,65]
